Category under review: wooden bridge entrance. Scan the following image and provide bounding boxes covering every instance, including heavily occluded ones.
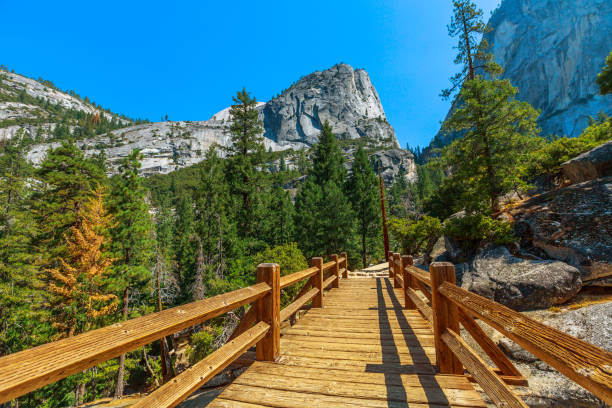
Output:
[209,277,485,407]
[1,252,611,407]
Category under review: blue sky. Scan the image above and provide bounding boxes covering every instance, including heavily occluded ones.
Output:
[0,0,501,148]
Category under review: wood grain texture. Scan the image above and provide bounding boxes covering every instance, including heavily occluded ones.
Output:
[256,264,280,362]
[322,260,336,271]
[279,288,318,322]
[311,257,324,308]
[323,274,337,289]
[0,282,270,404]
[279,267,318,289]
[458,308,523,379]
[430,262,462,375]
[331,254,339,288]
[406,287,433,323]
[402,255,416,309]
[442,329,528,408]
[440,282,612,404]
[131,322,269,408]
[393,253,402,288]
[228,305,257,341]
[406,265,432,287]
[341,252,348,278]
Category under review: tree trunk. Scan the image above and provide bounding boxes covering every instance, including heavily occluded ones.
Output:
[114,287,129,398]
[461,9,475,80]
[361,230,367,269]
[142,347,160,387]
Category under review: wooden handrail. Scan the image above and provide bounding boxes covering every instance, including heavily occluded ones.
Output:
[405,265,432,287]
[279,266,319,289]
[131,322,269,408]
[0,282,270,404]
[442,329,528,408]
[439,281,612,404]
[322,260,336,271]
[323,274,337,289]
[280,288,319,322]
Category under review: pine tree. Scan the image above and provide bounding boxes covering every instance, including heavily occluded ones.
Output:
[441,0,501,99]
[264,186,295,246]
[311,121,346,185]
[108,150,154,398]
[388,169,414,218]
[34,141,106,264]
[441,77,541,213]
[225,88,265,238]
[347,147,380,268]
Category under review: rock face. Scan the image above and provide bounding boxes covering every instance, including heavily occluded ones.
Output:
[263,64,398,147]
[561,140,612,183]
[511,176,612,285]
[2,65,413,179]
[432,0,612,148]
[498,302,611,407]
[460,245,581,310]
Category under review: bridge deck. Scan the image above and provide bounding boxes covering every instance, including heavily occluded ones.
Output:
[208,277,486,407]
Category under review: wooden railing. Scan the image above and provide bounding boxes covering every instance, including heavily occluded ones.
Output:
[0,252,348,407]
[388,251,612,407]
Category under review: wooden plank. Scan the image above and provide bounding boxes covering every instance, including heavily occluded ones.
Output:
[0,282,270,404]
[247,361,474,389]
[279,345,435,364]
[233,370,486,407]
[131,322,269,408]
[440,282,612,404]
[442,329,528,408]
[279,267,318,289]
[255,264,280,361]
[279,287,318,322]
[458,308,523,379]
[323,274,337,289]
[331,254,340,288]
[322,260,336,271]
[280,338,435,355]
[219,383,474,408]
[281,333,434,347]
[406,265,432,287]
[275,354,437,374]
[393,253,402,288]
[208,399,269,408]
[405,287,433,323]
[430,262,462,375]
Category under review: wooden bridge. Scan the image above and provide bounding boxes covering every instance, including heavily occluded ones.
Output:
[1,252,611,407]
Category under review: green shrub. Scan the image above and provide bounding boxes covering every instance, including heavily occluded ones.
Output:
[388,216,442,256]
[525,118,611,178]
[443,214,514,254]
[187,325,223,364]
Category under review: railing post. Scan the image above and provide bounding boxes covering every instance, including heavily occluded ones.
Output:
[311,257,324,308]
[331,254,339,288]
[402,255,416,309]
[393,253,401,288]
[256,263,280,361]
[341,252,348,278]
[387,251,394,279]
[430,262,462,374]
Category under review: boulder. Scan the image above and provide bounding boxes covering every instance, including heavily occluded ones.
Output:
[461,245,581,311]
[369,148,418,185]
[511,176,612,285]
[561,140,612,184]
[498,302,612,407]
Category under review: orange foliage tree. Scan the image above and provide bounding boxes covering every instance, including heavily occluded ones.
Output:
[46,187,118,338]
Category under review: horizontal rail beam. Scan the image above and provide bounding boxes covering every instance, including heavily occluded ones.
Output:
[395,274,404,288]
[0,282,270,404]
[280,288,319,322]
[131,322,269,408]
[279,267,319,289]
[439,282,612,404]
[405,287,432,323]
[322,261,336,271]
[405,265,431,287]
[323,274,337,289]
[442,329,528,408]
[337,257,346,264]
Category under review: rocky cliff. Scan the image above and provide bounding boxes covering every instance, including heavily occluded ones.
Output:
[1,65,412,181]
[433,0,612,148]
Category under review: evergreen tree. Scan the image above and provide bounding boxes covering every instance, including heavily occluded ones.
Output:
[311,121,346,185]
[34,141,106,264]
[347,147,380,268]
[597,50,612,95]
[108,150,154,398]
[441,0,501,99]
[263,186,295,246]
[441,77,540,213]
[388,169,414,219]
[225,88,265,238]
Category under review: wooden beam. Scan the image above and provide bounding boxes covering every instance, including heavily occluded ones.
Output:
[322,261,336,271]
[402,255,416,309]
[406,287,432,323]
[393,253,401,288]
[331,254,339,288]
[256,264,280,362]
[341,252,348,278]
[323,274,337,290]
[0,282,270,404]
[406,265,432,287]
[280,288,319,322]
[442,329,528,408]
[131,322,269,408]
[439,282,612,404]
[311,257,324,308]
[458,308,523,379]
[430,262,462,375]
[279,267,318,289]
[228,306,257,341]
